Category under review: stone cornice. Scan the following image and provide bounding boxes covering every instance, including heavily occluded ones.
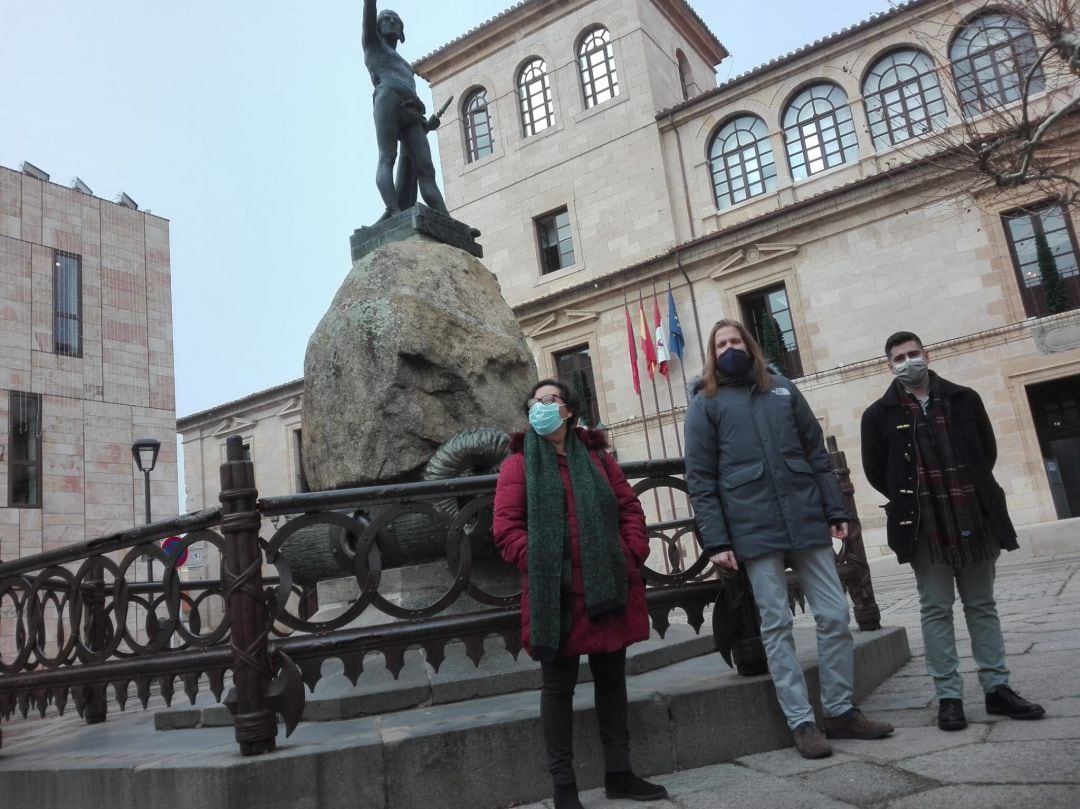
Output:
[525,309,601,338]
[178,378,304,432]
[414,0,726,83]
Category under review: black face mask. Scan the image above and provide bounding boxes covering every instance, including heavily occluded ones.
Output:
[717,347,752,378]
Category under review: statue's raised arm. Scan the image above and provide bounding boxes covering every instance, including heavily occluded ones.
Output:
[362,0,381,52]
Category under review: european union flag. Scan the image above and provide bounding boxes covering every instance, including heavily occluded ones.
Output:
[667,283,685,361]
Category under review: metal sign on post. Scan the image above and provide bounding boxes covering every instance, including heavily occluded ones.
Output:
[161,536,188,567]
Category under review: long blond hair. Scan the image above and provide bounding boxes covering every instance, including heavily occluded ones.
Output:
[700,318,774,396]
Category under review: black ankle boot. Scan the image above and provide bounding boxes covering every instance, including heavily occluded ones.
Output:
[554,782,585,809]
[604,771,669,801]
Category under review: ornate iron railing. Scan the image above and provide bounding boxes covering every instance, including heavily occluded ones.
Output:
[0,434,879,756]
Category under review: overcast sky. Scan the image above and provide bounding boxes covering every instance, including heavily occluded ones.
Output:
[1,0,896,420]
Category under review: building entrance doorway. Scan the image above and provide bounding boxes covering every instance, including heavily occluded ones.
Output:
[1026,375,1080,519]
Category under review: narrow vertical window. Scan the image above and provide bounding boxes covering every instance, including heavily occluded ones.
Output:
[739,284,804,379]
[54,251,82,357]
[554,345,601,429]
[462,88,494,163]
[676,50,694,101]
[1002,204,1080,317]
[535,208,575,274]
[518,58,555,136]
[293,429,310,493]
[578,27,619,109]
[9,391,42,508]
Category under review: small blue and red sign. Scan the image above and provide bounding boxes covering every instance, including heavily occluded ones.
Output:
[161,535,188,567]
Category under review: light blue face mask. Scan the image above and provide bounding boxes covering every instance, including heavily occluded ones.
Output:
[894,356,929,388]
[529,401,565,436]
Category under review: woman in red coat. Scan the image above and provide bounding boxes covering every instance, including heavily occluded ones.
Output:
[493,378,667,808]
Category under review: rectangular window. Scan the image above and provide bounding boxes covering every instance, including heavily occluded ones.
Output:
[8,391,41,508]
[1002,204,1080,317]
[536,208,575,275]
[554,345,601,429]
[293,429,310,493]
[739,284,804,379]
[53,251,82,357]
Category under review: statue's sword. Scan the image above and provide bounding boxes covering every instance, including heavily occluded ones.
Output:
[434,94,454,119]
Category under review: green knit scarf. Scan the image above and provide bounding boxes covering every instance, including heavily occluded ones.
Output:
[524,428,626,662]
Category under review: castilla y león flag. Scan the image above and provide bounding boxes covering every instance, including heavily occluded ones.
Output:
[653,291,670,376]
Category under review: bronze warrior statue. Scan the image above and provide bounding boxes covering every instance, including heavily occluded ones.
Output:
[362,0,450,221]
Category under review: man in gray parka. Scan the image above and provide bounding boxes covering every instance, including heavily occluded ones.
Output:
[684,319,893,759]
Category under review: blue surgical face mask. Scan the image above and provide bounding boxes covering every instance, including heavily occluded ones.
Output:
[529,401,565,436]
[717,347,752,378]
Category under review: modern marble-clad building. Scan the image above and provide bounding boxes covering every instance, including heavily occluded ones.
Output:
[0,163,177,565]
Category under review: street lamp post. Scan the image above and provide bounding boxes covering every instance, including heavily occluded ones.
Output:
[131,438,161,580]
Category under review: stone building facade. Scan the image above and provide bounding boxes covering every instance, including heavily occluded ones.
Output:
[0,163,178,650]
[177,379,304,578]
[180,0,1080,560]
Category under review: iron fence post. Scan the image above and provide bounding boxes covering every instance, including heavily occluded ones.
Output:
[827,435,882,631]
[220,434,276,755]
[80,559,109,725]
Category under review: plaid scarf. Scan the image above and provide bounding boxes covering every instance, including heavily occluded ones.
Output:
[524,428,626,662]
[904,384,995,566]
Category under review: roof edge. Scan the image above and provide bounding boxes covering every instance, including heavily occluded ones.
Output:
[414,0,725,81]
[177,377,305,431]
[655,0,935,120]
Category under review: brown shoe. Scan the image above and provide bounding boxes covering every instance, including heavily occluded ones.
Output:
[793,722,833,759]
[823,708,894,740]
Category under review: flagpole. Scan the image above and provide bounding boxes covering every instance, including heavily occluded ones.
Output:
[623,295,655,458]
[624,294,660,522]
[652,281,683,457]
[668,279,692,432]
[667,280,695,526]
[638,288,669,461]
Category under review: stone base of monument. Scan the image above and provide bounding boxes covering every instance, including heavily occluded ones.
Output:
[303,205,535,491]
[349,203,483,261]
[310,560,522,626]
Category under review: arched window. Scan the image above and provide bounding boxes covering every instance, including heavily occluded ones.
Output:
[518,58,555,136]
[677,50,694,101]
[709,115,777,209]
[950,13,1043,118]
[782,83,859,180]
[863,49,947,149]
[578,27,620,109]
[462,88,494,163]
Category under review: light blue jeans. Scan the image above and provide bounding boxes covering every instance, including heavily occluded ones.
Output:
[910,539,1009,700]
[744,545,854,729]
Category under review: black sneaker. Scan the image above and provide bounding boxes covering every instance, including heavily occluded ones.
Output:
[604,771,669,801]
[985,686,1046,720]
[938,698,967,731]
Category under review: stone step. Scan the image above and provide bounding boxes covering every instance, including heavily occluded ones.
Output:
[0,626,909,809]
[154,623,716,730]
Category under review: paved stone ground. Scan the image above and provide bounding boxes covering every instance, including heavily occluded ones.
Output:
[517,551,1080,809]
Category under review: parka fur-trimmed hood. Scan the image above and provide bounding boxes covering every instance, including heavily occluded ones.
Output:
[507,426,609,454]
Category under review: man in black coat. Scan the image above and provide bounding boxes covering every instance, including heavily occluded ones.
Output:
[861,331,1045,731]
